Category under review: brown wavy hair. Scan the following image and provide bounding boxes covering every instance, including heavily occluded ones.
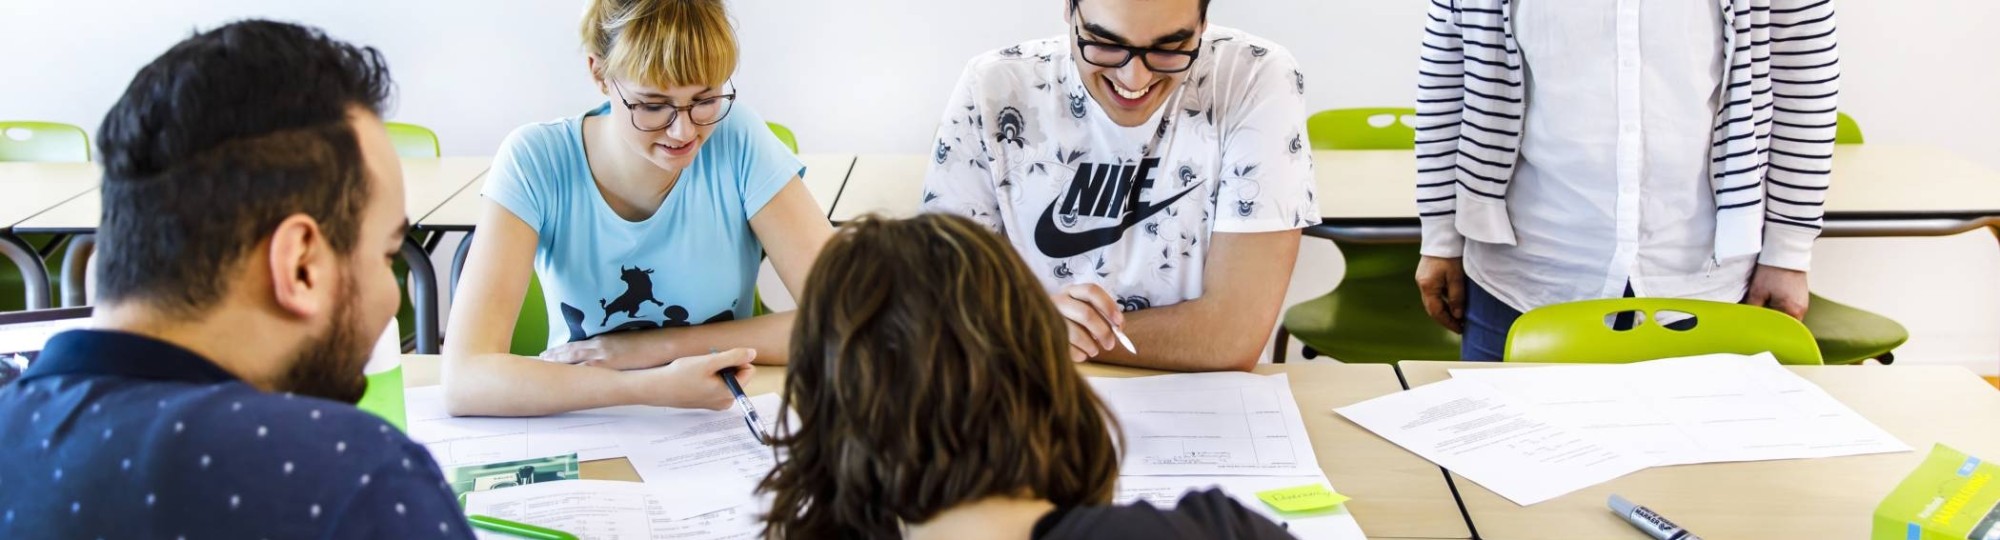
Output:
[760,213,1122,539]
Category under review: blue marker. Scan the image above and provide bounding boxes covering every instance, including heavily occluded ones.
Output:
[1609,494,1703,540]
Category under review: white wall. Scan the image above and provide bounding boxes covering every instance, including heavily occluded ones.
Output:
[5,0,1997,374]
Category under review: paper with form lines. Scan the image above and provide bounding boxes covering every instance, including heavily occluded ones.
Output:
[1447,353,1910,466]
[1089,372,1322,477]
[464,479,762,540]
[1335,377,1655,506]
[405,385,634,468]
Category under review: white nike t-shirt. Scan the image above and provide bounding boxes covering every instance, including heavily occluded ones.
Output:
[922,26,1319,311]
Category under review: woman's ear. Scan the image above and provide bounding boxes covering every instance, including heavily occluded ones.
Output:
[587,55,610,95]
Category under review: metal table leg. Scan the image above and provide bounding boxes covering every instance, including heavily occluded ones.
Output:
[451,231,475,294]
[401,236,440,354]
[60,234,94,307]
[0,233,50,311]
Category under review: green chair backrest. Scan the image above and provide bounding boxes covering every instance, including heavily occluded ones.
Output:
[1306,108,1417,151]
[767,122,798,154]
[511,274,552,357]
[1505,298,1824,365]
[0,121,90,163]
[385,121,441,158]
[1835,112,1864,145]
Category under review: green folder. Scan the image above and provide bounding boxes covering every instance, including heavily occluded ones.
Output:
[1874,444,2000,540]
[356,366,407,432]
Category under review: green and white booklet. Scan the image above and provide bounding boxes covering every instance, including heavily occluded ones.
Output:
[1876,444,2000,540]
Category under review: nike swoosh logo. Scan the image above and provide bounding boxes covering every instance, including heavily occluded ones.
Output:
[1034,186,1199,259]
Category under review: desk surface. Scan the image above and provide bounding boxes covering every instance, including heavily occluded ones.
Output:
[400,355,1471,539]
[827,145,2000,224]
[12,157,490,233]
[0,162,99,229]
[1397,361,2000,540]
[414,154,855,230]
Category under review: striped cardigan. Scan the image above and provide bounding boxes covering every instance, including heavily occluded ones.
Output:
[1414,0,1840,271]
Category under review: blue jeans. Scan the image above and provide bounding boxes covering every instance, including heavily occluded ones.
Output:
[1460,279,1519,362]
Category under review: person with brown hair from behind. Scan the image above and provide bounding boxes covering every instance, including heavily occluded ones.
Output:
[760,213,1293,539]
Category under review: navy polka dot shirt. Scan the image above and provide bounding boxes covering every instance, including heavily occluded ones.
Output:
[0,330,473,539]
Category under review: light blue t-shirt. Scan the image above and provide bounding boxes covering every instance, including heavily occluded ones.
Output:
[483,103,802,349]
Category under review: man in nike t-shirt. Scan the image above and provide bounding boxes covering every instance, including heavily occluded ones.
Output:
[922,0,1317,371]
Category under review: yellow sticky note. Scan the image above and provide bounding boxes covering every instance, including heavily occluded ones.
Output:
[1256,484,1350,513]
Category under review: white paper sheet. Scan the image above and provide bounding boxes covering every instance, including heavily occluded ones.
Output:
[1116,475,1367,539]
[1448,353,1910,466]
[465,480,653,540]
[464,480,764,540]
[617,393,783,520]
[1089,373,1322,477]
[405,386,648,468]
[1335,377,1655,506]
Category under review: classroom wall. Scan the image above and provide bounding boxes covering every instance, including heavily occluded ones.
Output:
[4,0,1996,374]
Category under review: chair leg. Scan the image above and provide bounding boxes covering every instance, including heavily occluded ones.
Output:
[1271,326,1290,364]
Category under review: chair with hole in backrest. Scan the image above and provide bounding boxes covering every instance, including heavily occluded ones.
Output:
[1274,108,1461,363]
[1505,298,1823,365]
[1798,112,1908,365]
[382,122,440,346]
[0,121,91,312]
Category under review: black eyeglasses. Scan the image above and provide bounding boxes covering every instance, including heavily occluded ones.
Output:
[612,81,737,132]
[1072,17,1202,74]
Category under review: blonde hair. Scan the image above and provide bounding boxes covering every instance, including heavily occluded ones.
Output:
[581,0,736,89]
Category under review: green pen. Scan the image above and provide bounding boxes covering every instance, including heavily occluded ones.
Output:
[467,514,579,540]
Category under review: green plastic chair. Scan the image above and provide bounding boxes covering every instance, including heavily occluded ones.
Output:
[767,122,798,154]
[1505,298,1824,365]
[1276,108,1457,363]
[1305,108,1415,151]
[385,121,441,159]
[384,122,441,346]
[0,121,91,312]
[1797,113,1908,365]
[1835,112,1865,145]
[511,275,551,357]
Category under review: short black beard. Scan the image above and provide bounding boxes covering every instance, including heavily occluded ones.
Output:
[277,271,373,404]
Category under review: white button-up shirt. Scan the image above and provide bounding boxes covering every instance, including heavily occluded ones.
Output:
[1464,0,1755,313]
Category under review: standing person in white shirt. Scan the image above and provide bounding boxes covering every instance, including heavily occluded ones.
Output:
[1411,0,1842,360]
[923,0,1319,372]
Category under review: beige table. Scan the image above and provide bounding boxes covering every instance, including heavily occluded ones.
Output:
[0,162,100,310]
[830,154,928,222]
[401,355,1473,539]
[1398,361,2000,540]
[14,157,490,351]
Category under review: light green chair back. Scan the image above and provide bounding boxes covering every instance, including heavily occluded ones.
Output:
[0,121,90,163]
[767,122,798,154]
[385,121,441,158]
[1505,298,1823,365]
[511,275,551,357]
[1835,112,1864,145]
[1306,108,1416,151]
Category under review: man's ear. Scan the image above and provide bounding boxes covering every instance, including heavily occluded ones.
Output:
[587,55,610,95]
[266,214,333,319]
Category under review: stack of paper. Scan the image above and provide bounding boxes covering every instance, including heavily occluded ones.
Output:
[1335,377,1657,506]
[1335,353,1912,507]
[1448,353,1910,466]
[405,386,641,468]
[464,480,762,540]
[1091,372,1367,539]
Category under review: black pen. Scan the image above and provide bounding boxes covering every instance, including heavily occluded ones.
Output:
[718,364,770,445]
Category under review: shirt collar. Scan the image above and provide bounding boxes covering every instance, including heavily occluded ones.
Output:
[19,329,240,385]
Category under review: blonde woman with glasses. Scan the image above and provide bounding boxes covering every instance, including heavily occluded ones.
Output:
[443,0,831,417]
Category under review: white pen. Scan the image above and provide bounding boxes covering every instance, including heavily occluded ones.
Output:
[1112,326,1137,354]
